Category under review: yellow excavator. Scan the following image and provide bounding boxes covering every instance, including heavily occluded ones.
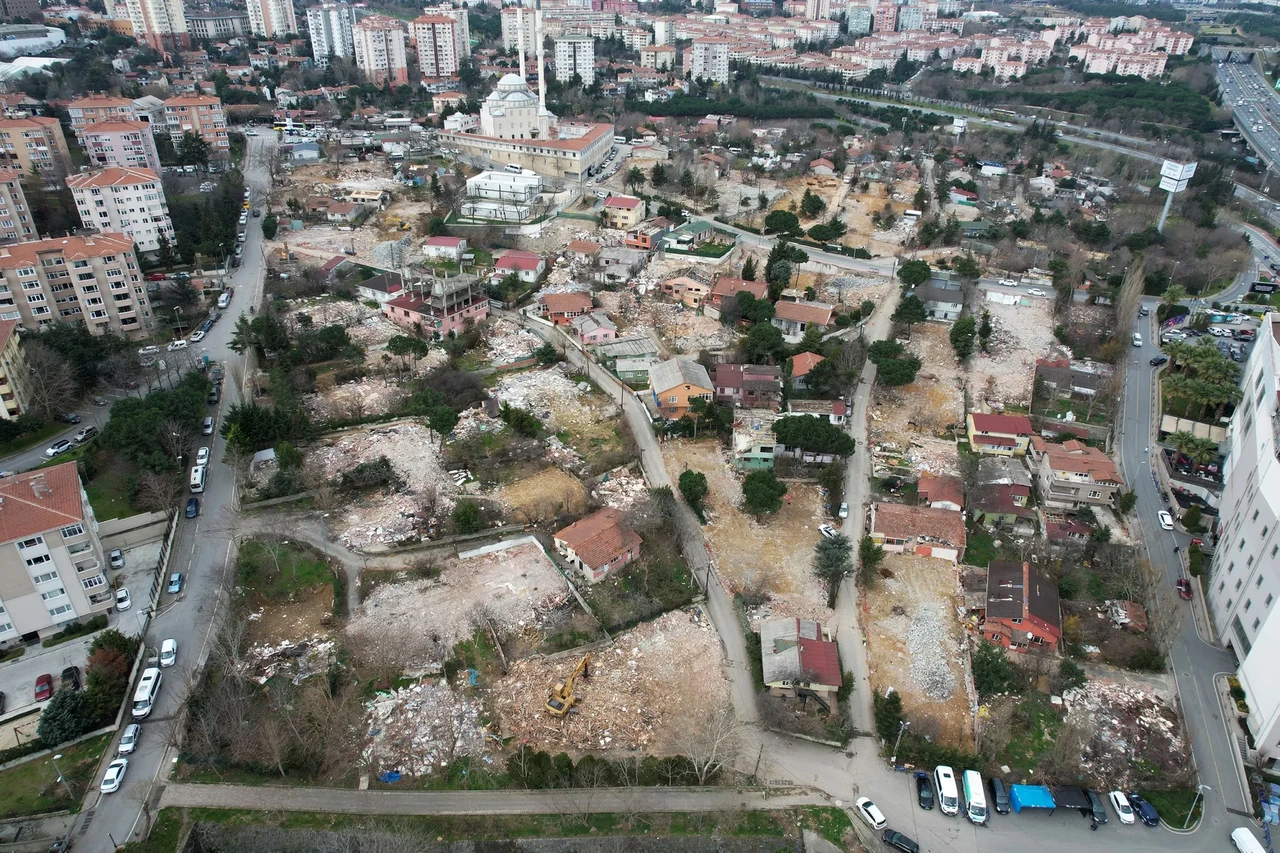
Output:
[544,653,591,717]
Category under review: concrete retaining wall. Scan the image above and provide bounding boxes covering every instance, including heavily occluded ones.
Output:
[99,511,169,551]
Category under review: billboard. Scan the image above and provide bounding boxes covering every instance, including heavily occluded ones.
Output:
[1158,160,1197,193]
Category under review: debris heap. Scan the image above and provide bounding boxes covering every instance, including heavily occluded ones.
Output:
[363,680,491,777]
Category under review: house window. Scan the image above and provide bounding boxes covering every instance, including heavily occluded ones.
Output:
[60,523,84,538]
[40,587,66,600]
[1236,579,1243,591]
[25,554,50,567]
[1087,490,1101,499]
[1253,618,1261,631]
[82,575,106,589]
[1245,599,1252,612]
[1267,594,1274,608]
[1258,576,1265,588]
[31,570,57,584]
[1010,618,1022,624]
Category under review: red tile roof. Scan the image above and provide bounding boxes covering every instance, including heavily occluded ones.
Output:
[0,234,134,270]
[0,462,85,545]
[774,300,835,326]
[918,474,964,508]
[1032,437,1121,483]
[968,412,1034,435]
[66,167,160,189]
[797,625,842,688]
[710,276,767,302]
[0,318,17,350]
[790,352,825,378]
[554,508,642,571]
[872,503,967,550]
[542,291,593,315]
[604,195,642,210]
[497,250,543,272]
[566,239,601,254]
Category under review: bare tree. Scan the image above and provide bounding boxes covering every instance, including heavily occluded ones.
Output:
[22,343,78,419]
[673,700,743,785]
[976,696,1017,762]
[135,471,184,511]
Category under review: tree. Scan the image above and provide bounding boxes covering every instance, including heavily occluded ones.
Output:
[451,499,482,534]
[680,169,695,195]
[177,130,210,167]
[772,416,856,457]
[953,254,981,281]
[764,209,801,234]
[867,340,904,364]
[261,212,279,240]
[812,533,853,607]
[21,343,78,419]
[873,689,903,742]
[897,259,931,287]
[154,232,176,267]
[891,295,927,332]
[950,315,977,360]
[741,256,757,281]
[800,188,826,218]
[673,701,741,785]
[678,470,710,521]
[742,469,787,517]
[742,321,784,363]
[971,639,1020,697]
[858,535,884,587]
[37,689,91,747]
[736,291,774,324]
[626,166,645,192]
[1058,660,1087,691]
[877,356,922,386]
[650,163,668,187]
[765,260,792,301]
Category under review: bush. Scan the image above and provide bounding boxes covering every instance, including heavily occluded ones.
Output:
[971,639,1020,697]
[41,614,109,647]
[451,499,482,534]
[1129,646,1166,672]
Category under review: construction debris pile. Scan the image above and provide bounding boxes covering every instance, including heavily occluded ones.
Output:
[309,421,457,548]
[362,680,491,777]
[967,299,1061,407]
[371,235,415,269]
[821,274,895,307]
[494,607,729,753]
[241,634,337,686]
[494,369,610,435]
[1063,679,1190,789]
[305,377,408,421]
[592,472,648,511]
[346,541,571,668]
[486,318,542,364]
[905,602,956,700]
[449,407,506,441]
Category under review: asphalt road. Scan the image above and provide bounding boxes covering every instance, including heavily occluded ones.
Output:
[72,136,277,853]
[0,408,112,475]
[1219,64,1280,174]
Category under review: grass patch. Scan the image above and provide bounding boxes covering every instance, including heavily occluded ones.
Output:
[584,557,696,634]
[800,806,853,846]
[237,538,335,603]
[455,350,490,372]
[1139,789,1201,826]
[965,525,997,567]
[84,468,134,521]
[1035,397,1110,426]
[0,422,62,456]
[998,693,1063,776]
[0,733,112,819]
[120,808,187,852]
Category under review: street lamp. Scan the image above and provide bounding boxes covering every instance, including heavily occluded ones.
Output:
[50,753,73,799]
[1183,783,1210,829]
[889,719,909,767]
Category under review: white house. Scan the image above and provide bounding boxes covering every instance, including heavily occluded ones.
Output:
[423,235,466,261]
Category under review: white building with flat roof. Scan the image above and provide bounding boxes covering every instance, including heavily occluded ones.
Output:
[690,37,730,84]
[1213,312,1280,766]
[466,169,543,201]
[306,3,356,67]
[554,35,595,85]
[66,167,174,253]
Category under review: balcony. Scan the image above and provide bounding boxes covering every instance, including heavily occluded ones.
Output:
[88,590,114,610]
[75,557,101,574]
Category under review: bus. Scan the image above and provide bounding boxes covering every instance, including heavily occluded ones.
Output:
[190,465,206,494]
[934,765,959,816]
[962,770,988,825]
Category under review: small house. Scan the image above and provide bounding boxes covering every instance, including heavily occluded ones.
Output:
[918,474,964,511]
[541,291,593,325]
[325,201,365,223]
[809,157,836,177]
[772,301,835,340]
[354,271,404,305]
[648,357,713,420]
[423,235,467,262]
[708,275,768,309]
[790,352,825,391]
[982,561,1061,653]
[602,195,646,230]
[787,398,847,426]
[553,508,643,584]
[914,283,964,321]
[966,412,1035,456]
[760,617,842,705]
[496,250,545,284]
[570,311,617,345]
[869,503,967,562]
[713,363,783,410]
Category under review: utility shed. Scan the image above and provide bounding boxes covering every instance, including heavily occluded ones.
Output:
[1009,784,1056,813]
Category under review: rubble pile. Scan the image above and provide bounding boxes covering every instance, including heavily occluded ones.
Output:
[968,300,1062,407]
[493,607,729,752]
[346,542,571,667]
[242,635,337,686]
[371,235,415,269]
[304,377,407,421]
[450,408,506,441]
[905,602,956,700]
[740,594,833,633]
[363,680,491,777]
[494,369,607,434]
[486,318,542,364]
[592,473,647,511]
[1063,679,1189,788]
[821,275,894,307]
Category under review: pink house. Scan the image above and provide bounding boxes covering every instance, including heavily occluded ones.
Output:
[381,275,490,337]
[495,250,545,284]
[571,311,617,344]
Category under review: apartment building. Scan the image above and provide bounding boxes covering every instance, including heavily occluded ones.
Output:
[653,19,675,46]
[1210,313,1280,766]
[501,5,537,56]
[554,35,595,85]
[0,234,152,336]
[0,0,41,21]
[0,318,29,418]
[803,0,831,20]
[66,94,138,142]
[353,16,409,87]
[163,95,229,159]
[412,15,461,78]
[306,2,356,67]
[66,168,174,254]
[186,9,250,40]
[1026,436,1123,510]
[0,463,114,644]
[125,0,189,51]
[689,37,730,84]
[0,165,34,243]
[640,44,675,70]
[81,121,162,172]
[247,0,297,38]
[0,116,72,180]
[436,5,470,62]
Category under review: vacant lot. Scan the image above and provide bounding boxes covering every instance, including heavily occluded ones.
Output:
[969,296,1059,407]
[494,369,628,472]
[500,466,588,523]
[660,440,831,622]
[870,324,964,476]
[866,553,973,748]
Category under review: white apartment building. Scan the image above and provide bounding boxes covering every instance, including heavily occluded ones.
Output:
[67,168,174,254]
[554,35,595,85]
[501,5,537,56]
[0,166,35,243]
[437,5,470,61]
[690,37,730,84]
[247,0,298,38]
[80,121,162,172]
[1213,312,1280,765]
[804,0,832,20]
[124,0,189,51]
[653,19,675,46]
[0,234,151,336]
[412,15,460,78]
[306,3,356,67]
[353,15,409,87]
[0,463,115,644]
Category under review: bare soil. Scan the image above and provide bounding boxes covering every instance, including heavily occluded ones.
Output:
[244,583,335,648]
[500,466,589,523]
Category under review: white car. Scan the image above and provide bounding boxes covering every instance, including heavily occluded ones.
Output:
[160,638,178,667]
[167,339,188,351]
[115,587,132,611]
[1158,511,1174,531]
[854,796,887,830]
[1109,791,1135,825]
[838,502,849,519]
[100,758,128,793]
[196,446,210,466]
[998,278,1017,287]
[118,723,141,755]
[245,129,258,136]
[819,524,838,539]
[1026,288,1047,297]
[138,345,160,356]
[189,331,205,343]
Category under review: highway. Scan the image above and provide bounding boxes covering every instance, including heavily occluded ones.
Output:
[64,136,277,852]
[1219,63,1280,176]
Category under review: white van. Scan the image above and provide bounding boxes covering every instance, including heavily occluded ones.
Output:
[962,770,987,825]
[934,765,960,816]
[613,135,627,144]
[217,292,231,309]
[132,667,163,718]
[1232,828,1267,853]
[504,163,523,173]
[190,464,206,494]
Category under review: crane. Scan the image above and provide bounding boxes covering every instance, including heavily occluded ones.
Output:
[544,653,591,717]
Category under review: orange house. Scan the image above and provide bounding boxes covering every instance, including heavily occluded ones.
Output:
[648,358,713,420]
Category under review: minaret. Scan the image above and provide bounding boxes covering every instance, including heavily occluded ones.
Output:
[517,3,527,82]
[536,0,547,111]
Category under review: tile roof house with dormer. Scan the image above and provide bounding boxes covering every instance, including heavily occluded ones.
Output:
[966,412,1035,456]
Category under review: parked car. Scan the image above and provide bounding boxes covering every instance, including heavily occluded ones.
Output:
[118,723,141,755]
[1125,792,1160,827]
[74,426,98,443]
[145,273,168,281]
[1176,578,1193,600]
[109,549,125,568]
[190,331,205,343]
[915,772,934,810]
[160,638,178,668]
[207,388,220,405]
[138,345,160,356]
[115,587,132,611]
[167,339,188,351]
[60,666,81,692]
[167,572,184,594]
[46,438,75,458]
[988,776,1011,814]
[838,502,849,519]
[881,830,919,853]
[196,447,210,466]
[1158,511,1174,530]
[54,412,81,424]
[34,673,54,702]
[186,497,200,518]
[253,208,261,217]
[100,758,128,794]
[819,524,838,539]
[1149,355,1169,366]
[1109,791,1135,825]
[202,416,215,436]
[1085,789,1108,824]
[855,797,887,830]
[1026,288,1047,297]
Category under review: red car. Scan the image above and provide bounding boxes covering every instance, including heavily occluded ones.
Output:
[1176,578,1193,601]
[34,673,54,701]
[145,273,168,281]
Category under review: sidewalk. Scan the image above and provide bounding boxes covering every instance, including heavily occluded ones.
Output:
[158,783,827,816]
